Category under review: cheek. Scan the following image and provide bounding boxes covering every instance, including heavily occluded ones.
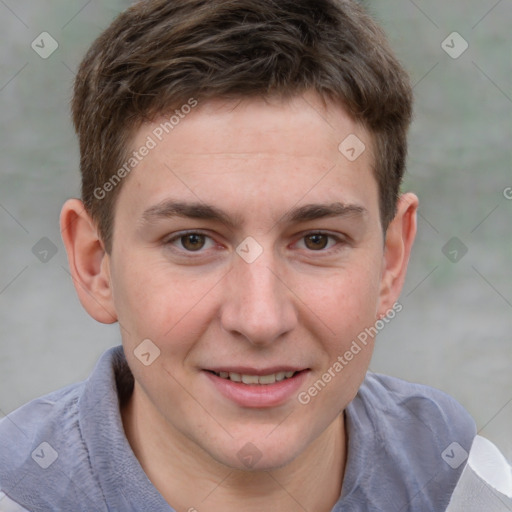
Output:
[110,256,221,353]
[294,259,382,339]
[294,266,381,418]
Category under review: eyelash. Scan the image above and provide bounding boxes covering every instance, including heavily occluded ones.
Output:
[164,230,347,255]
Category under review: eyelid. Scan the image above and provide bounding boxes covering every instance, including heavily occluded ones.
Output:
[162,229,349,256]
[164,230,218,251]
[292,231,349,252]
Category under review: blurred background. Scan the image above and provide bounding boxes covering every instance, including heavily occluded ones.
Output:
[0,0,511,460]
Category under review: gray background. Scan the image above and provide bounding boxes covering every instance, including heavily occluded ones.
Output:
[0,0,511,460]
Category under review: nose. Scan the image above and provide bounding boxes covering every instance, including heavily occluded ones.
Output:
[219,251,297,346]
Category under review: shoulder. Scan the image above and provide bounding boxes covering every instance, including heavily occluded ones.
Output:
[0,379,105,511]
[340,373,476,511]
[357,372,476,445]
[0,381,83,463]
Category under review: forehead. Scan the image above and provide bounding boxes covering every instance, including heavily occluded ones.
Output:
[139,93,369,156]
[116,93,378,225]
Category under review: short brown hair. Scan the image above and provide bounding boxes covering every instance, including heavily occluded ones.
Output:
[72,0,412,252]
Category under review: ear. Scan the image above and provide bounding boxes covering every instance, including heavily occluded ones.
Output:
[60,199,117,324]
[377,193,419,317]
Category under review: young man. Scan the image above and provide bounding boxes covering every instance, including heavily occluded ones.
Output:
[0,1,476,511]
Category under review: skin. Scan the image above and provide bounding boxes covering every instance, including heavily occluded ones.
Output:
[61,92,418,512]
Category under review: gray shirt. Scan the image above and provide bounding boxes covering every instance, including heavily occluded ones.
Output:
[0,346,476,511]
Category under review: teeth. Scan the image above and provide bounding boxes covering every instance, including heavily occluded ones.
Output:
[258,374,276,385]
[229,372,242,382]
[241,374,259,384]
[214,370,298,385]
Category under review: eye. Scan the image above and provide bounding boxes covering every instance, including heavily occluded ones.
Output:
[166,232,216,252]
[296,232,343,251]
[304,234,330,250]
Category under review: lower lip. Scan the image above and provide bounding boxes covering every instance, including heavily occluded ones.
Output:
[204,370,309,408]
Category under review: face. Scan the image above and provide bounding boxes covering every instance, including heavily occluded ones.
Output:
[102,93,397,470]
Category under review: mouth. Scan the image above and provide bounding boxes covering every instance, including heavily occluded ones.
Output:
[203,367,310,408]
[205,369,302,385]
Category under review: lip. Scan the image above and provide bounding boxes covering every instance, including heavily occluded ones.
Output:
[203,369,310,408]
[206,366,305,376]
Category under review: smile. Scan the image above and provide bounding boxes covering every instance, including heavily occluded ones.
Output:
[208,370,298,385]
[203,368,310,408]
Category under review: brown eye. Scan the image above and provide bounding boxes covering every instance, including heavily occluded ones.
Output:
[181,234,206,251]
[304,234,329,250]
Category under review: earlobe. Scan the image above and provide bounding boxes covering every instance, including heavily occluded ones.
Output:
[377,193,419,317]
[60,199,118,324]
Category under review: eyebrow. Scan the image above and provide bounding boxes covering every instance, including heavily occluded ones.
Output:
[141,200,367,228]
[281,202,367,224]
[141,200,240,229]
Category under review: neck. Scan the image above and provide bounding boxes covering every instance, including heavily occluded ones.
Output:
[122,383,346,512]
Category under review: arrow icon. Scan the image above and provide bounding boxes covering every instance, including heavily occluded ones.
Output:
[31,441,58,469]
[338,134,365,161]
[134,339,161,366]
[237,442,263,468]
[34,448,45,458]
[32,237,58,262]
[31,32,59,59]
[236,237,263,263]
[442,237,468,263]
[441,32,468,59]
[442,441,468,469]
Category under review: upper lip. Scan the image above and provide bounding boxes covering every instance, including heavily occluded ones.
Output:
[205,366,308,375]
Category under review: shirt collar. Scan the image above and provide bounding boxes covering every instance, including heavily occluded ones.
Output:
[78,346,173,511]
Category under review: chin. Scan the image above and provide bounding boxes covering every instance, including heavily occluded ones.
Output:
[209,432,307,473]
